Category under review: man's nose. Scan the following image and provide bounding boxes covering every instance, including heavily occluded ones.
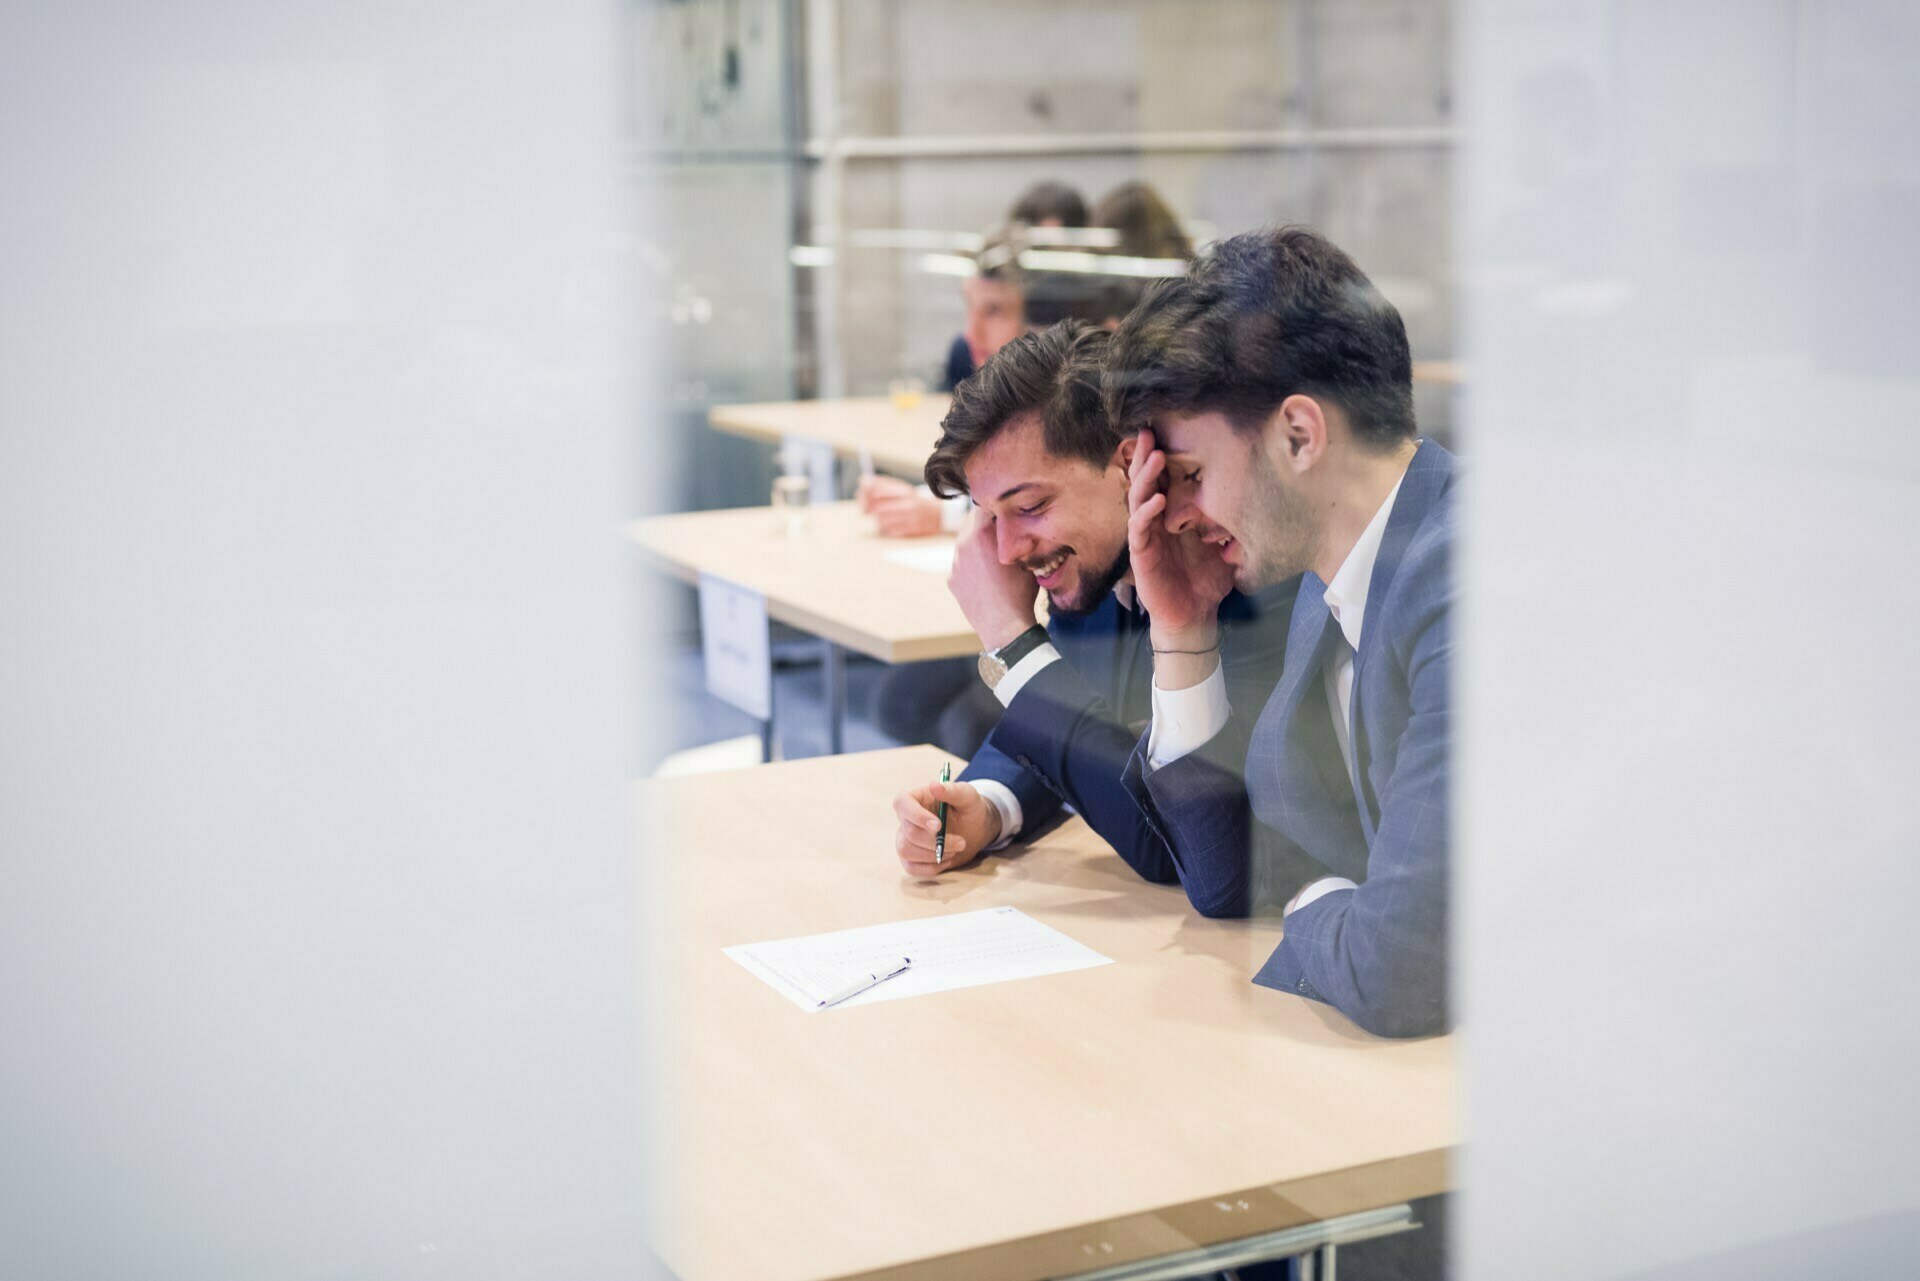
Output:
[994,518,1029,565]
[1163,486,1202,536]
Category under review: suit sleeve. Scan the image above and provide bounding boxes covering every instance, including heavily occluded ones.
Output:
[1121,582,1323,917]
[958,731,1061,838]
[1123,730,1331,918]
[985,660,1180,884]
[1253,597,1451,1039]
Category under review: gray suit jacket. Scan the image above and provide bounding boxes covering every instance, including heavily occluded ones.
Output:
[1125,441,1456,1038]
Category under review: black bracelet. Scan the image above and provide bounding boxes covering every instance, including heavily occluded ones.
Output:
[1150,642,1221,655]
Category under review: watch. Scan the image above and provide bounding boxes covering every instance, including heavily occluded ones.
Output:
[977,623,1051,691]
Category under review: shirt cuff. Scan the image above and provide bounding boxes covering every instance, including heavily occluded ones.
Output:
[1284,877,1358,916]
[1145,664,1229,769]
[993,644,1060,707]
[968,778,1023,851]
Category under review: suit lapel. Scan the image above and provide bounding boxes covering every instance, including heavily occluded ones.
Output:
[1345,440,1455,839]
[1251,586,1359,829]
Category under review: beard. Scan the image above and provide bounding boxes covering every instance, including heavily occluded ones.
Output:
[1236,451,1317,590]
[1046,542,1132,618]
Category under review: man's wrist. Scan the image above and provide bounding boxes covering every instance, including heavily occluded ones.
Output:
[978,613,1039,652]
[1149,620,1220,654]
[1148,620,1221,691]
[979,804,1004,850]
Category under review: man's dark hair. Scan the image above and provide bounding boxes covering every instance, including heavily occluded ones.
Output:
[1093,180,1193,261]
[1009,180,1089,229]
[1104,226,1416,449]
[925,321,1118,499]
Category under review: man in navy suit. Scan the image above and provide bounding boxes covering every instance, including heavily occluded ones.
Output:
[1107,227,1454,1039]
[887,321,1296,890]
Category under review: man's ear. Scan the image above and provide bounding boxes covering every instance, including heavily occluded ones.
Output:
[1112,435,1138,472]
[1272,394,1329,473]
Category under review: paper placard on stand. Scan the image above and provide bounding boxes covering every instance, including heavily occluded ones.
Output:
[697,572,772,722]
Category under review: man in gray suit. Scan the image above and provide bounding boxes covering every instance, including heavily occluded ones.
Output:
[1109,226,1456,1040]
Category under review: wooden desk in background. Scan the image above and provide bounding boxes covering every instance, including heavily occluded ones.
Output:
[641,746,1457,1281]
[629,502,979,752]
[708,395,953,478]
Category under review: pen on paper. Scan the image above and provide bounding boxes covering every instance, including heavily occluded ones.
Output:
[817,957,911,1009]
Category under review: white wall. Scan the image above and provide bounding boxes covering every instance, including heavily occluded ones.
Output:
[1460,2,1920,1277]
[0,5,648,1278]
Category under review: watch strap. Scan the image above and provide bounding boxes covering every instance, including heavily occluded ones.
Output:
[994,623,1052,671]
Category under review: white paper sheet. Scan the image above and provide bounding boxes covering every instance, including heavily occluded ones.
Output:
[724,906,1112,1012]
[881,541,956,575]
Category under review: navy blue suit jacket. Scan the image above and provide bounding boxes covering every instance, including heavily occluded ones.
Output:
[1125,442,1455,1038]
[964,580,1297,887]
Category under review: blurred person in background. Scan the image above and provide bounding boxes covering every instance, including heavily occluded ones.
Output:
[860,219,1108,537]
[1091,180,1196,324]
[945,180,1091,389]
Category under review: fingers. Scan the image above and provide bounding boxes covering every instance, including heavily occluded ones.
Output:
[896,822,968,859]
[1127,428,1157,484]
[891,779,975,871]
[892,786,938,827]
[1128,490,1168,559]
[1126,446,1166,515]
[859,476,913,513]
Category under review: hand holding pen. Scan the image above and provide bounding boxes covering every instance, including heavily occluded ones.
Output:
[889,764,999,877]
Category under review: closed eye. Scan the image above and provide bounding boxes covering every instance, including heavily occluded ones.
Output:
[1017,499,1050,517]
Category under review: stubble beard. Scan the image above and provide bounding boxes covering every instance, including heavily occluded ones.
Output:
[1047,543,1132,619]
[1237,451,1318,591]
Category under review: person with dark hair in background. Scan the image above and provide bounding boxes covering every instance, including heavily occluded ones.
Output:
[885,321,1297,889]
[943,182,1090,391]
[1090,180,1196,322]
[1008,179,1089,232]
[862,221,1107,541]
[1109,226,1455,1041]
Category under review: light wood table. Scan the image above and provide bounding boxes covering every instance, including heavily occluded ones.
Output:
[641,746,1457,1281]
[708,395,953,478]
[629,501,978,752]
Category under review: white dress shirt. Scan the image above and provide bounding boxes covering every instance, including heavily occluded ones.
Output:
[1145,467,1409,914]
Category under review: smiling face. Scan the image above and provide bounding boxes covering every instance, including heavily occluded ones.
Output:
[962,411,1130,615]
[1153,409,1316,592]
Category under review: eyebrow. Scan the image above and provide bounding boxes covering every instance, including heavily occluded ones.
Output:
[995,482,1047,502]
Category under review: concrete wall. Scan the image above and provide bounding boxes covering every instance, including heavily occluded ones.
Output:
[816,0,1457,438]
[635,0,1457,509]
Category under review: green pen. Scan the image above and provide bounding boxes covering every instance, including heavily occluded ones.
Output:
[935,761,951,864]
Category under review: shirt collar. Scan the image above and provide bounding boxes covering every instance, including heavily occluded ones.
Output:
[1322,466,1409,654]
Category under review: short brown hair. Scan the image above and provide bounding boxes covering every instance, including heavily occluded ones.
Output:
[925,321,1118,498]
[1105,226,1415,449]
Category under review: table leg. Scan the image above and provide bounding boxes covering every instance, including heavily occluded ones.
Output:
[822,639,845,755]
